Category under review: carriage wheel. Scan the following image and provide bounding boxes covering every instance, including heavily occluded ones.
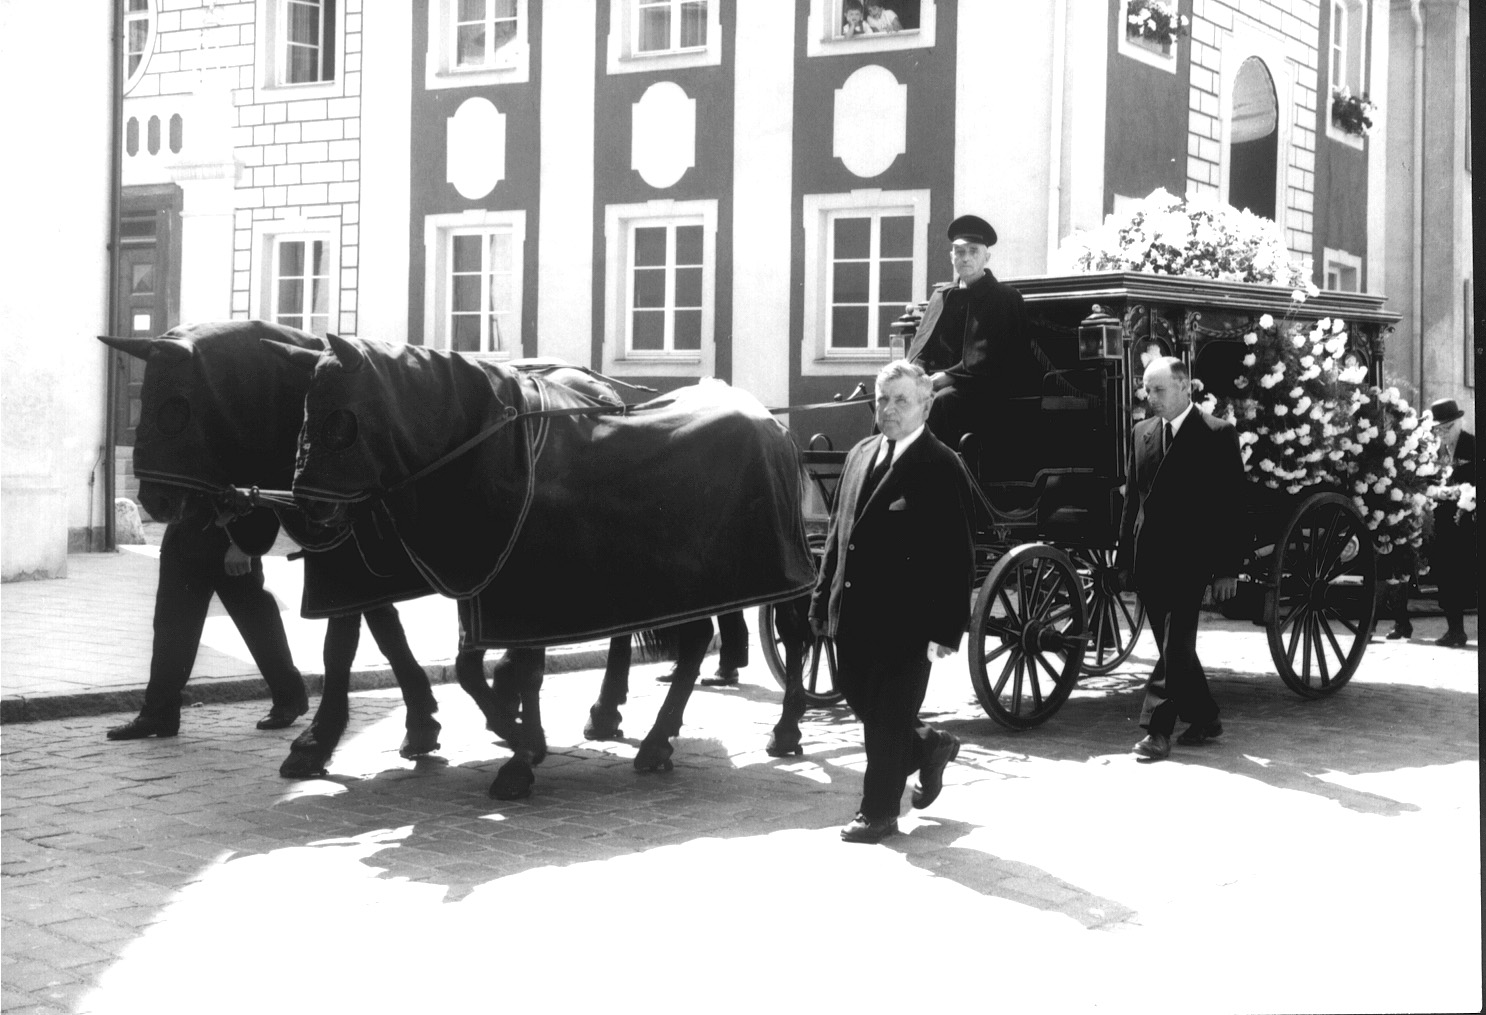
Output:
[969,544,1088,729]
[759,603,844,706]
[1266,492,1377,698]
[1070,547,1146,675]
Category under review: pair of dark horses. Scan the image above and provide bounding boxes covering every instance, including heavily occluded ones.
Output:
[102,323,815,799]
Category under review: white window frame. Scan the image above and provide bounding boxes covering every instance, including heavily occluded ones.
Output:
[806,0,937,59]
[254,0,346,103]
[601,199,717,378]
[1116,0,1180,74]
[801,188,930,377]
[423,210,527,360]
[1325,0,1367,149]
[249,218,341,337]
[1216,25,1295,240]
[123,0,156,96]
[606,0,722,76]
[426,0,531,90]
[1322,247,1363,293]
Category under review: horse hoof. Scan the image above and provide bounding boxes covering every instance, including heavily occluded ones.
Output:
[400,719,442,759]
[634,738,675,773]
[279,750,329,779]
[765,733,804,758]
[583,707,623,741]
[530,735,548,767]
[489,763,534,800]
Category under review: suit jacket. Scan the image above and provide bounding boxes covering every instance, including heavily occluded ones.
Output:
[810,429,974,650]
[1445,429,1476,487]
[905,271,1039,397]
[1116,408,1246,597]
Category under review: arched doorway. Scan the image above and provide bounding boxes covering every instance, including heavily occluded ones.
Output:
[1229,56,1278,220]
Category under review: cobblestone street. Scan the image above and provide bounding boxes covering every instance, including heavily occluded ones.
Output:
[1,616,1478,1015]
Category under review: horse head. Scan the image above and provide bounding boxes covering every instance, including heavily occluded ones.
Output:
[274,334,507,511]
[100,322,324,522]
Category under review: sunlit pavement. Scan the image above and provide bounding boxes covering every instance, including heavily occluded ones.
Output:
[2,616,1478,1015]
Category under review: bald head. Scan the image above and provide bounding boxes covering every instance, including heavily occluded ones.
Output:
[1142,356,1191,421]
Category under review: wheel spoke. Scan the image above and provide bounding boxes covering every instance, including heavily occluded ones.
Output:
[1010,656,1025,714]
[981,640,1012,667]
[1301,615,1314,685]
[1328,610,1359,637]
[1032,650,1063,695]
[997,586,1019,624]
[1115,593,1138,634]
[1277,599,1303,635]
[1314,615,1332,687]
[992,653,1016,696]
[1285,604,1308,664]
[1089,597,1109,662]
[1317,608,1350,662]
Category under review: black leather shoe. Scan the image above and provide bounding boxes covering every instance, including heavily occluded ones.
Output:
[106,715,180,740]
[1436,629,1468,648]
[911,733,961,809]
[840,814,899,844]
[655,669,678,684]
[700,667,740,687]
[257,702,310,730]
[1133,733,1171,760]
[1385,624,1414,640]
[1176,721,1223,746]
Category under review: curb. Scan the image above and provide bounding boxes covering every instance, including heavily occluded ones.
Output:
[0,645,613,725]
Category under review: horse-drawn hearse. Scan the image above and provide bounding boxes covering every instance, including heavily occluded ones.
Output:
[758,272,1402,730]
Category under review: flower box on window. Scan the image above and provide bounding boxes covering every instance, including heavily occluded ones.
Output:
[1330,87,1377,138]
[1124,0,1188,55]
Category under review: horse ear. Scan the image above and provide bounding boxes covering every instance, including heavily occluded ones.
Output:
[261,339,323,373]
[98,334,169,361]
[325,333,365,372]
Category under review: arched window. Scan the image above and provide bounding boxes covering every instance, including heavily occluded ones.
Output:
[123,0,156,95]
[1229,56,1278,221]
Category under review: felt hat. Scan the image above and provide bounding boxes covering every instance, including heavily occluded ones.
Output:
[1428,398,1465,424]
[947,214,997,247]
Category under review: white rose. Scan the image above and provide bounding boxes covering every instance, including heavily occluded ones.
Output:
[1332,318,1346,333]
[1389,488,1404,502]
[1242,353,1256,367]
[1244,332,1259,346]
[1259,313,1275,329]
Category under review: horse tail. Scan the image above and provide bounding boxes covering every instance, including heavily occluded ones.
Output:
[632,625,684,663]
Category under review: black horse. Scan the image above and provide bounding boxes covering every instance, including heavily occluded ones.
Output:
[268,334,816,799]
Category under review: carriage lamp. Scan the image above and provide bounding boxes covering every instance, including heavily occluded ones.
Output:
[1079,306,1123,360]
[888,303,924,360]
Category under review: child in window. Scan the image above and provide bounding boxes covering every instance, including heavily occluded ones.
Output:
[841,2,868,36]
[864,3,903,32]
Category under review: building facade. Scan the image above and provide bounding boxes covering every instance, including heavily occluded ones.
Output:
[1,0,1472,575]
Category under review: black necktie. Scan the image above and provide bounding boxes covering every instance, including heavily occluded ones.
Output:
[1163,421,1174,456]
[860,438,895,505]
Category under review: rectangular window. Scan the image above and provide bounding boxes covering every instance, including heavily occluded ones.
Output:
[1322,248,1362,293]
[801,189,929,376]
[1326,0,1366,145]
[635,0,707,53]
[125,0,150,78]
[454,0,520,68]
[1331,2,1346,90]
[273,239,331,335]
[285,0,336,84]
[826,211,915,353]
[627,221,705,355]
[448,229,517,355]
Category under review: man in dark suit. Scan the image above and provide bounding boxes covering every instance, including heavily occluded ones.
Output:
[906,214,1041,456]
[1426,398,1475,647]
[810,361,975,842]
[107,499,309,740]
[1116,357,1245,760]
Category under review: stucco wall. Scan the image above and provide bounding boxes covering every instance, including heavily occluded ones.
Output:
[1,1,113,580]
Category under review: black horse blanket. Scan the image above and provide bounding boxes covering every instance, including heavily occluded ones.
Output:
[295,341,816,648]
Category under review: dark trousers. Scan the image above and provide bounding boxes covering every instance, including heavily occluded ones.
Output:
[717,610,749,669]
[1137,591,1219,736]
[1433,514,1476,627]
[836,635,939,821]
[141,520,305,720]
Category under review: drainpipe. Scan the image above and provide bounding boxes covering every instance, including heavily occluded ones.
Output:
[104,0,125,551]
[1410,0,1425,403]
[1046,0,1068,268]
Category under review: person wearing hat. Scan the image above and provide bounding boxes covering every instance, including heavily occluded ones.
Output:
[1426,398,1475,647]
[905,214,1041,458]
[1384,397,1476,644]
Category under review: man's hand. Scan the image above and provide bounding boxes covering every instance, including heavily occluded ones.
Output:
[926,641,956,661]
[223,544,252,577]
[929,371,953,391]
[1210,576,1238,603]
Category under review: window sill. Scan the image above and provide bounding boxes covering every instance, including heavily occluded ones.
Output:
[1117,30,1178,74]
[1324,120,1367,150]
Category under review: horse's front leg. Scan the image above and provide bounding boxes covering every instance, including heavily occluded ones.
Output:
[363,605,441,758]
[766,597,810,758]
[489,647,546,800]
[484,649,535,744]
[636,619,713,773]
[280,612,357,778]
[584,635,631,740]
[453,645,515,739]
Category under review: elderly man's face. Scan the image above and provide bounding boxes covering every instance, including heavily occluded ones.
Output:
[1434,418,1462,444]
[1143,361,1191,421]
[875,376,930,440]
[951,240,991,283]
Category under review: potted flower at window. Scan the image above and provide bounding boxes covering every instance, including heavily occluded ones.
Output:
[1125,0,1189,56]
[1331,87,1378,138]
